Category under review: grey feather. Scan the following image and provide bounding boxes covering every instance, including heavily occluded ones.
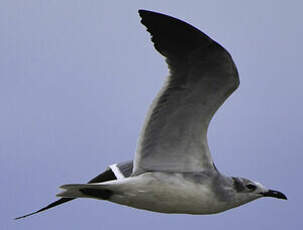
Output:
[134,10,239,174]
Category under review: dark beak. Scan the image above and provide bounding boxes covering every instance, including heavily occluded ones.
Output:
[261,189,287,200]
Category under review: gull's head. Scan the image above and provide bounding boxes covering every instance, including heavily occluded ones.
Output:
[231,177,287,206]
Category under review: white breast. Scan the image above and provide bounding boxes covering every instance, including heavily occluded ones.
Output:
[104,172,229,214]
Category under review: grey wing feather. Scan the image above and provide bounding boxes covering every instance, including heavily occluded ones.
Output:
[116,161,134,177]
[133,10,239,174]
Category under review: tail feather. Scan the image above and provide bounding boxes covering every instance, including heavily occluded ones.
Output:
[56,184,94,198]
[56,186,83,199]
[57,184,113,200]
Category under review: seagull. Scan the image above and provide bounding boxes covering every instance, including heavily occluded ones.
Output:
[16,9,287,219]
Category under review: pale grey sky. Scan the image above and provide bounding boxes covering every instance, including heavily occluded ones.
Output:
[1,1,302,229]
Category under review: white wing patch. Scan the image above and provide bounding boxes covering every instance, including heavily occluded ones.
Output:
[109,164,125,180]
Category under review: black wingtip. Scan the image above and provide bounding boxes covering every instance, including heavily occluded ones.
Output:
[138,9,149,15]
[15,198,74,220]
[138,9,178,23]
[137,9,213,58]
[15,212,39,220]
[138,9,146,18]
[138,9,170,18]
[138,9,159,16]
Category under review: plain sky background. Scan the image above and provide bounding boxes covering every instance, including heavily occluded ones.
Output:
[1,0,302,229]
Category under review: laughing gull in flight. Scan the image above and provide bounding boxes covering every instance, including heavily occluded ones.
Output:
[16,9,287,219]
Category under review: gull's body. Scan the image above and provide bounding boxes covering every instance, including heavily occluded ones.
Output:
[16,10,286,220]
[79,172,228,214]
[61,171,234,215]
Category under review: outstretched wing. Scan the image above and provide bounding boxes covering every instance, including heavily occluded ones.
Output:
[133,10,239,174]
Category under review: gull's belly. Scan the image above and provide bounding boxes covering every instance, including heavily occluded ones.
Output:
[106,172,227,214]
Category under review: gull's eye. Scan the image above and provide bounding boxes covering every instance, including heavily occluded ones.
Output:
[246,184,257,191]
